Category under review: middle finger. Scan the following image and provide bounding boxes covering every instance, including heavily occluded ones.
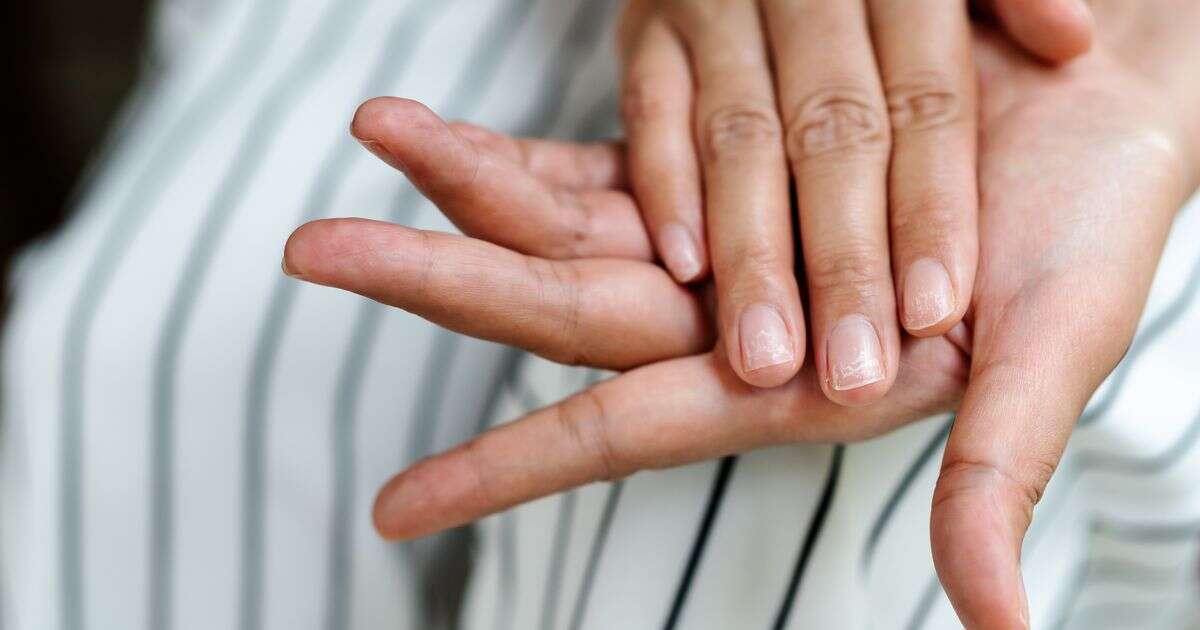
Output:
[764,0,900,406]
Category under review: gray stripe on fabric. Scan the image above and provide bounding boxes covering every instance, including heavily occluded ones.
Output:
[56,2,287,629]
[862,419,952,572]
[1049,517,1200,630]
[318,1,617,625]
[313,0,540,627]
[566,479,624,630]
[139,1,373,629]
[903,577,942,630]
[538,490,577,630]
[495,510,519,630]
[229,3,449,630]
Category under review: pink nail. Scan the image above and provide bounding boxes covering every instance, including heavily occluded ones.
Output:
[739,303,794,372]
[658,222,703,282]
[827,315,885,391]
[903,258,955,330]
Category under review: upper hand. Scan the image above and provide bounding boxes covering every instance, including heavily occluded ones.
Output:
[615,0,1094,404]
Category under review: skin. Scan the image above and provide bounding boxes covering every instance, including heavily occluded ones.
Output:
[283,2,1200,627]
[615,0,1094,403]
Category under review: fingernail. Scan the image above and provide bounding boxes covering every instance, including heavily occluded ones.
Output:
[658,222,703,282]
[827,315,885,391]
[902,258,955,330]
[739,303,794,372]
[281,256,302,279]
[355,137,406,172]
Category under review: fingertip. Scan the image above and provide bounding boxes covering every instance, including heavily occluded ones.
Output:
[657,222,707,283]
[821,378,893,408]
[350,96,437,141]
[371,474,405,540]
[372,460,454,542]
[282,218,350,283]
[282,217,421,291]
[995,0,1094,63]
[733,302,804,388]
[820,314,893,406]
[901,258,966,337]
[350,97,467,176]
[931,464,1033,629]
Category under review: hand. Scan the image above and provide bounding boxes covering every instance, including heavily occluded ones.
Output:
[284,4,1200,625]
[928,6,1200,625]
[615,0,1094,404]
[283,97,969,529]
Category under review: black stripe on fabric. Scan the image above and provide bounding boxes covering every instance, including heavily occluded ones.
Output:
[566,479,624,630]
[772,445,845,630]
[236,2,445,628]
[661,456,739,630]
[56,1,287,628]
[141,2,372,630]
[861,419,952,572]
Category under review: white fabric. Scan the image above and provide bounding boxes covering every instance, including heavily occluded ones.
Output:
[3,1,1199,629]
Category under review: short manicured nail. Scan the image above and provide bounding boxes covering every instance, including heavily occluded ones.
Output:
[739,303,794,372]
[903,258,955,330]
[658,222,702,282]
[827,315,885,391]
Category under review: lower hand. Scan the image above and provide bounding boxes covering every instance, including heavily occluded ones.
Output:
[283,2,1200,626]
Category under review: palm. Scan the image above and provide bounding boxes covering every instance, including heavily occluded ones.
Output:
[929,30,1190,627]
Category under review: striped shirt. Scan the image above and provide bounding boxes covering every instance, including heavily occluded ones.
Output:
[3,1,1199,629]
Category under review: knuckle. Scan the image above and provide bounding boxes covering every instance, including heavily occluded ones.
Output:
[701,103,783,162]
[548,189,597,259]
[934,457,1054,523]
[719,245,790,295]
[459,437,503,508]
[522,257,586,364]
[885,73,965,133]
[621,74,676,125]
[785,86,888,163]
[889,193,966,244]
[556,388,623,482]
[805,246,889,297]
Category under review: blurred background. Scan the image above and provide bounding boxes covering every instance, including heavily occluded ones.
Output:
[1,0,151,309]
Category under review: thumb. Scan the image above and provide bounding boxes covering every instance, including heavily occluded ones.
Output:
[929,319,1108,628]
[981,0,1095,63]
